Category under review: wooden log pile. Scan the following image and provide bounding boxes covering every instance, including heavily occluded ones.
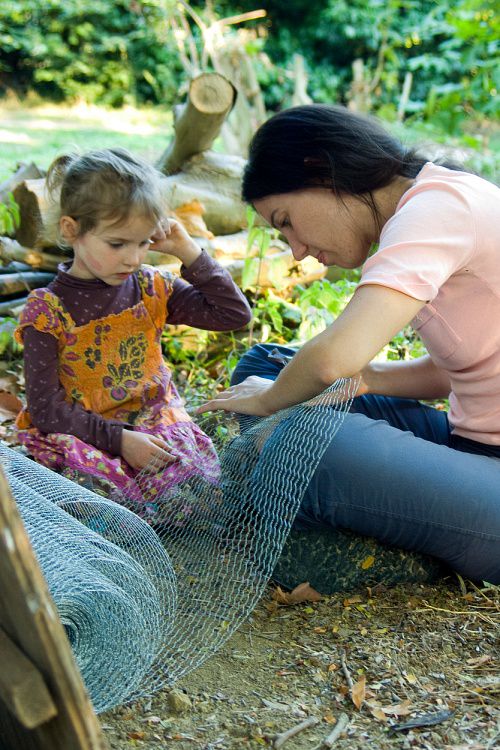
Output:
[0,72,326,318]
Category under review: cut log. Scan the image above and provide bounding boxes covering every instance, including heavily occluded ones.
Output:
[211,34,266,156]
[157,72,237,175]
[0,237,61,272]
[0,162,44,205]
[225,251,327,291]
[0,295,28,316]
[13,178,50,248]
[162,151,248,235]
[0,271,54,297]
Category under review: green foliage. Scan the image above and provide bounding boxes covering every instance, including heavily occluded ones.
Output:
[0,193,20,236]
[0,317,22,357]
[293,278,357,342]
[420,0,500,131]
[1,0,498,128]
[216,0,498,131]
[242,207,282,291]
[0,0,183,106]
[250,289,301,342]
[385,328,427,361]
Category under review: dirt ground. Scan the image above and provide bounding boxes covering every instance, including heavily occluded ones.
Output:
[103,578,499,750]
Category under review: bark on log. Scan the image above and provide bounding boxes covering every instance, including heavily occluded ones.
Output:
[0,237,61,272]
[0,271,54,297]
[157,72,236,175]
[0,627,57,729]
[161,151,248,235]
[0,464,109,750]
[13,179,50,248]
[0,163,44,205]
[0,296,28,316]
[0,261,32,274]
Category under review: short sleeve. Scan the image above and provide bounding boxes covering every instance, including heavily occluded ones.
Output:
[359,186,476,302]
[15,289,71,344]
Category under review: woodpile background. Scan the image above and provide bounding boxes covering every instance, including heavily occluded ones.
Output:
[0,72,325,320]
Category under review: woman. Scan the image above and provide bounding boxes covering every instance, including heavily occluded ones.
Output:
[199,105,500,584]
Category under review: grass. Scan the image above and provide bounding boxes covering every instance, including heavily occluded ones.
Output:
[0,96,174,181]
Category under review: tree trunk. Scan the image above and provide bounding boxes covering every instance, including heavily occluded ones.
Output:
[157,72,236,175]
[291,54,312,107]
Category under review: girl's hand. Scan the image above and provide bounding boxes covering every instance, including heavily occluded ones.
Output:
[196,376,275,417]
[120,429,176,471]
[149,218,202,267]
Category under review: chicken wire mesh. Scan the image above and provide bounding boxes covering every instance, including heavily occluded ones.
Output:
[0,378,357,713]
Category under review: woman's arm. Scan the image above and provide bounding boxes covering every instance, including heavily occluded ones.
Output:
[199,284,427,415]
[360,355,451,400]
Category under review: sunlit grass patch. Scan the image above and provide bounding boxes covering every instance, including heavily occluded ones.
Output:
[0,99,174,180]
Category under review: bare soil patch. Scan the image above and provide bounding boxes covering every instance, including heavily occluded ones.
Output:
[104,579,499,750]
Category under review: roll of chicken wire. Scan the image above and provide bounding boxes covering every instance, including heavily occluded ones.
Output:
[1,379,364,711]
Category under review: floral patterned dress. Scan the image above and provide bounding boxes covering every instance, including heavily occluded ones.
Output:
[15,267,220,516]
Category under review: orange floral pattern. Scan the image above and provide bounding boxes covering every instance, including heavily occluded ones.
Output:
[15,266,220,509]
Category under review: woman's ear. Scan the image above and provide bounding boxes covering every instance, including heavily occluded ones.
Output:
[60,215,80,243]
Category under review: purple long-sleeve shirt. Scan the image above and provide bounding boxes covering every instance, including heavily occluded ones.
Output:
[22,252,251,454]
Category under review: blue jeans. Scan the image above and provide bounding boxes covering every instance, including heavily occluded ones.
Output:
[231,344,500,583]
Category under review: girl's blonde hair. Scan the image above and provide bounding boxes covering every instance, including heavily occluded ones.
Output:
[44,148,167,247]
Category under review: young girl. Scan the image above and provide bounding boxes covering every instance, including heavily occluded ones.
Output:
[15,148,251,507]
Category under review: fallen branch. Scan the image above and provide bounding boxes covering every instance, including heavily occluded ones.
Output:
[0,271,54,297]
[340,650,354,691]
[389,709,454,733]
[0,295,29,316]
[0,237,61,272]
[273,716,319,749]
[312,713,349,749]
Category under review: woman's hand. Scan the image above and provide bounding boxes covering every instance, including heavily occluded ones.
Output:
[149,218,202,267]
[120,429,175,471]
[197,376,275,417]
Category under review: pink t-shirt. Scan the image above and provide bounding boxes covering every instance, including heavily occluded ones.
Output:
[359,162,500,445]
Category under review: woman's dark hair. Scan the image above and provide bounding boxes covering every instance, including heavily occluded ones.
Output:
[243,105,464,221]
